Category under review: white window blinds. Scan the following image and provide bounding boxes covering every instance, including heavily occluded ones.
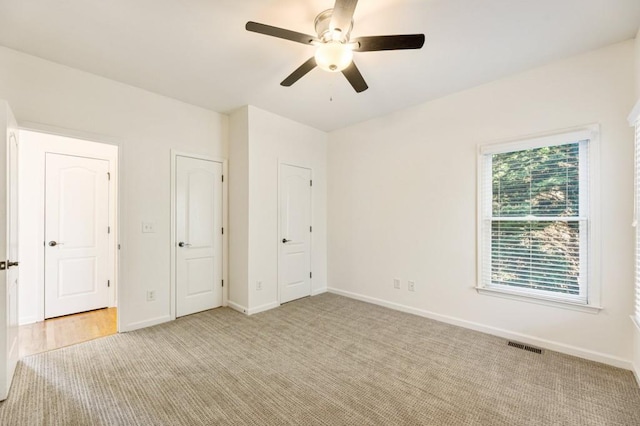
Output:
[480,131,591,305]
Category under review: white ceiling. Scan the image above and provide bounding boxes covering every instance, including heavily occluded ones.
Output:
[0,0,639,131]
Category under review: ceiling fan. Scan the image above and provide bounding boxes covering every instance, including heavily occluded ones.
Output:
[245,0,425,93]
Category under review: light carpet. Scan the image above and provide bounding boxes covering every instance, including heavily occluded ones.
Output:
[0,293,639,425]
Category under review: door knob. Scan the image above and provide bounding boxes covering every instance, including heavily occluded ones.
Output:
[7,261,18,268]
[48,241,59,247]
[282,238,291,243]
[178,242,192,247]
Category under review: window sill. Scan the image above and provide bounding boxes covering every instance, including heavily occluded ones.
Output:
[475,287,602,314]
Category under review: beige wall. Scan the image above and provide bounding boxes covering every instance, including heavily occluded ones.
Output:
[0,46,227,331]
[328,40,636,367]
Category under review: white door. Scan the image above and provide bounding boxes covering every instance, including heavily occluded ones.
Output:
[278,164,312,304]
[0,100,19,401]
[45,154,110,319]
[176,156,222,317]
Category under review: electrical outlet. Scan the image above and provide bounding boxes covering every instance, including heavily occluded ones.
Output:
[408,280,415,292]
[393,278,401,289]
[146,290,156,301]
[142,222,155,233]
[256,281,262,291]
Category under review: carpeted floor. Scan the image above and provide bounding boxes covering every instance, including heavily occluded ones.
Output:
[0,293,639,425]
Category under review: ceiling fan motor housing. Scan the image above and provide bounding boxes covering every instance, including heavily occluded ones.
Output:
[245,0,425,93]
[315,9,353,42]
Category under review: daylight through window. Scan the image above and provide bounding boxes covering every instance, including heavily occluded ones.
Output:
[480,131,593,305]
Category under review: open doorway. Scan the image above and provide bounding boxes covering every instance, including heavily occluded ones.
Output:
[17,129,119,357]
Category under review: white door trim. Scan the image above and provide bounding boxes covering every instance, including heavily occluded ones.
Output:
[18,122,121,332]
[277,159,313,305]
[0,100,20,401]
[170,150,228,321]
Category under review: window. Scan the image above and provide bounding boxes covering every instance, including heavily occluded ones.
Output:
[478,127,599,309]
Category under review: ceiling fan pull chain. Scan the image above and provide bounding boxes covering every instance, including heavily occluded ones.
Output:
[330,77,334,102]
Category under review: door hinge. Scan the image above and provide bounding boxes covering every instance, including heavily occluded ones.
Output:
[222,175,224,182]
[310,272,312,279]
[107,172,111,180]
[108,226,111,234]
[310,226,312,232]
[222,279,224,287]
[107,280,110,288]
[221,227,224,235]
[310,180,312,187]
[118,244,121,250]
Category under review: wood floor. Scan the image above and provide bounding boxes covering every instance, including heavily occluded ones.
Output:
[18,308,117,358]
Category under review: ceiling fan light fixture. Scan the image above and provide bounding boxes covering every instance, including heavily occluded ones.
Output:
[246,0,426,92]
[314,41,353,72]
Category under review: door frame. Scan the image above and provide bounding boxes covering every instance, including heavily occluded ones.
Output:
[0,101,20,401]
[277,159,313,305]
[19,122,122,331]
[170,150,228,321]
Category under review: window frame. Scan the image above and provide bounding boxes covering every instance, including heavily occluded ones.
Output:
[632,108,640,329]
[476,125,601,313]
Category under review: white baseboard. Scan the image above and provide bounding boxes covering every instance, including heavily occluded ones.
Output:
[227,301,248,314]
[311,287,328,296]
[631,317,640,387]
[230,291,326,315]
[120,315,171,332]
[247,301,280,315]
[227,300,280,315]
[328,287,632,370]
[19,316,38,326]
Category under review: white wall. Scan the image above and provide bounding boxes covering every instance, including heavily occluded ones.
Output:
[0,46,227,331]
[634,320,640,383]
[328,40,636,368]
[228,107,250,312]
[228,105,328,314]
[247,106,327,313]
[636,29,640,98]
[632,29,640,382]
[18,131,118,325]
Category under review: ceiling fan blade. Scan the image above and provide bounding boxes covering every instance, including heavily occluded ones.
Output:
[341,61,368,93]
[330,0,358,33]
[246,21,319,45]
[352,34,425,52]
[281,57,317,87]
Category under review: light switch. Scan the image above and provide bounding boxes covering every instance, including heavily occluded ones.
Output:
[142,222,155,233]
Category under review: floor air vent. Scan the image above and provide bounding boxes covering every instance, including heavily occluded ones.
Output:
[507,341,543,354]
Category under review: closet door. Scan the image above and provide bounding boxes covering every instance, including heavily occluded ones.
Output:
[278,164,312,304]
[175,156,223,317]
